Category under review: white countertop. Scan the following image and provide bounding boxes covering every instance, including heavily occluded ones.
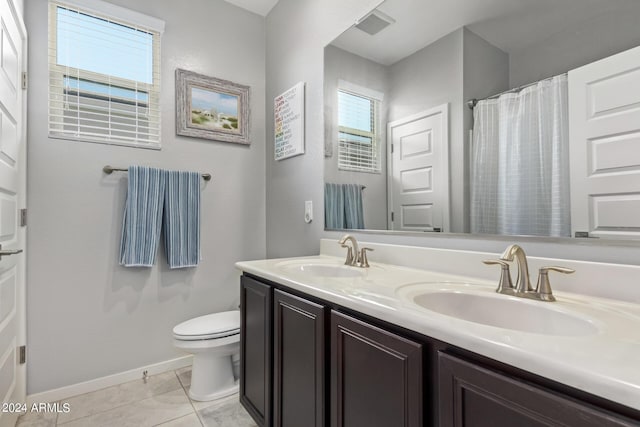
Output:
[236,253,640,412]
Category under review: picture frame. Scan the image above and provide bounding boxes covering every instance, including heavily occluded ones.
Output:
[176,69,250,144]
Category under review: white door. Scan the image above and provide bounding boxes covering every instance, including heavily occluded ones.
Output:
[0,0,26,424]
[388,105,449,231]
[569,45,640,239]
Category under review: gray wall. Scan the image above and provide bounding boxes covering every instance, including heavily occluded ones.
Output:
[324,45,389,230]
[388,30,462,124]
[462,28,510,232]
[462,27,510,131]
[25,0,266,394]
[265,0,381,258]
[266,0,640,265]
[510,5,640,87]
[388,29,465,232]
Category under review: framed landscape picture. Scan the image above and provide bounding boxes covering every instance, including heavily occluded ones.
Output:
[176,69,250,144]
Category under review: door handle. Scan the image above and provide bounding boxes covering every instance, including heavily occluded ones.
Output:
[0,245,23,260]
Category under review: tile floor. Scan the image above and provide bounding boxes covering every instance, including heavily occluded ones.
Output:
[16,367,257,427]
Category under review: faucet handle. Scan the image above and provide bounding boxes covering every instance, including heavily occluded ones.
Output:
[359,247,374,268]
[483,259,514,294]
[535,266,575,302]
[540,266,575,275]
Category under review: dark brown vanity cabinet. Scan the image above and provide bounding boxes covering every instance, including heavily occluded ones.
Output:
[240,276,326,427]
[240,275,424,427]
[331,311,423,427]
[241,274,640,427]
[438,352,639,427]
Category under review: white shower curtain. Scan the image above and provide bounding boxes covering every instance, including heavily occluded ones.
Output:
[471,75,570,237]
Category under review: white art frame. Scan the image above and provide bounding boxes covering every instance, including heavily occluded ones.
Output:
[274,82,305,160]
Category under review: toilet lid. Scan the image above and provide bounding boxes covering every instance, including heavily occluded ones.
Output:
[173,310,240,340]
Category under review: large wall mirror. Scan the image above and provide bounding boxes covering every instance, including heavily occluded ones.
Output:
[324,0,640,242]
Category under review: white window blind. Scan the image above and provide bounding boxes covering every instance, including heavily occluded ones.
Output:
[48,1,163,149]
[338,89,381,173]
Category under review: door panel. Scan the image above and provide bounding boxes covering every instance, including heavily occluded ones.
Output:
[400,167,432,192]
[389,105,449,231]
[401,204,434,228]
[569,45,640,238]
[0,1,24,426]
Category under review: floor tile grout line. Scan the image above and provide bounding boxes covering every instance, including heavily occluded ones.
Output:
[56,410,102,426]
[174,369,205,427]
[55,387,186,425]
[194,406,207,427]
[55,382,186,426]
[56,388,197,427]
[151,411,201,427]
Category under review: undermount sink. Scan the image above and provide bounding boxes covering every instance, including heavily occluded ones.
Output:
[276,261,366,278]
[399,283,600,336]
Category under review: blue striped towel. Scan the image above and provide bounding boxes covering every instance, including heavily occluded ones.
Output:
[163,170,201,269]
[324,183,345,229]
[119,166,167,267]
[325,183,365,229]
[344,184,365,229]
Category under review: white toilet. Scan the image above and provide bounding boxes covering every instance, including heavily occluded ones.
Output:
[173,310,240,401]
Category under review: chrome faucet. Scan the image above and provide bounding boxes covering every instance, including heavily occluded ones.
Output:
[484,244,575,302]
[338,235,373,268]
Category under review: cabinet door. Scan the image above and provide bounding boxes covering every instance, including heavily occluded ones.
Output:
[438,352,639,427]
[331,311,423,427]
[273,290,326,427]
[240,276,273,427]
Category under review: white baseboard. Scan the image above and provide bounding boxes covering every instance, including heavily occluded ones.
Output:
[26,355,193,405]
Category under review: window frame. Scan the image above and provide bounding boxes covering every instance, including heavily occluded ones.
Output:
[48,0,163,149]
[337,87,382,174]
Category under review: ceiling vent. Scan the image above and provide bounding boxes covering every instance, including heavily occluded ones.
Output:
[355,9,395,36]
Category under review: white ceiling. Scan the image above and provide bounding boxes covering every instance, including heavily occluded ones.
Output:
[224,0,280,16]
[332,0,640,66]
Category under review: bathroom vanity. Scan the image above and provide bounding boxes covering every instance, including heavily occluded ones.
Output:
[236,240,640,427]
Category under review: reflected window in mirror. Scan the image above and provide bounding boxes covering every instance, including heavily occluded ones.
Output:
[337,86,382,174]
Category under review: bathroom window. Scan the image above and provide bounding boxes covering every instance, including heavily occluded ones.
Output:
[48,1,164,149]
[337,89,381,173]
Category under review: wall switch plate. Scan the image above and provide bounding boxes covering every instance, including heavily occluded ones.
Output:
[305,200,313,223]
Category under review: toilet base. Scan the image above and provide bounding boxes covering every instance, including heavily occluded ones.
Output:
[188,381,238,402]
[186,344,239,402]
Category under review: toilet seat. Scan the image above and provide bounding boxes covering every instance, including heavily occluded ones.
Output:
[173,310,240,341]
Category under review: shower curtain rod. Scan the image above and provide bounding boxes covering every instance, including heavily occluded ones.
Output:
[466,72,568,109]
[102,165,212,181]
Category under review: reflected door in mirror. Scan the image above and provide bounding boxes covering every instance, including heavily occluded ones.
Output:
[389,105,449,232]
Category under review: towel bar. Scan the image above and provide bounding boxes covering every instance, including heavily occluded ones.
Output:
[103,165,212,181]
